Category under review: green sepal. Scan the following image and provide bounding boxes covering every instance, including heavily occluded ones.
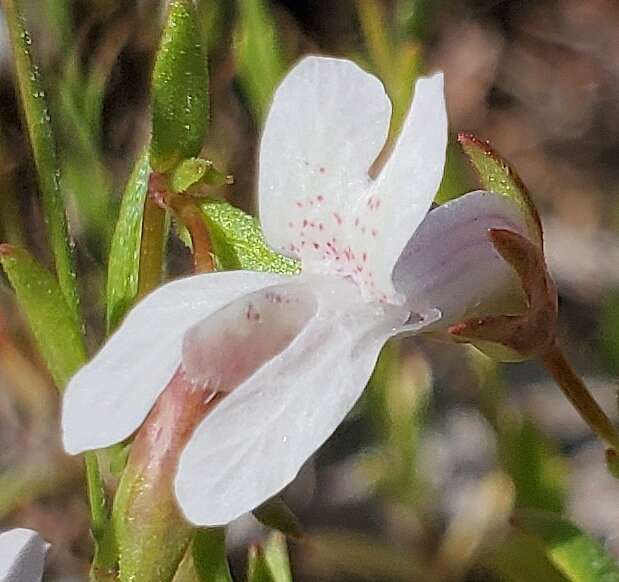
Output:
[513,509,619,581]
[106,150,151,332]
[457,132,543,243]
[151,0,209,173]
[195,198,299,274]
[0,244,86,390]
[169,157,231,194]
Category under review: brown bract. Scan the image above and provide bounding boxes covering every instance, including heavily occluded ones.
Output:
[449,227,557,359]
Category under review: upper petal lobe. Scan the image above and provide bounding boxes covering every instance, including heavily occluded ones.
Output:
[259,56,391,270]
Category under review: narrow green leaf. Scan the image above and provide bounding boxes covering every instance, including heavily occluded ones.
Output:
[253,497,303,541]
[44,0,73,50]
[514,509,619,582]
[106,150,150,332]
[151,0,209,173]
[196,198,299,274]
[457,132,543,242]
[247,545,276,582]
[0,244,86,389]
[263,533,293,582]
[497,417,567,513]
[235,0,286,122]
[2,0,81,327]
[192,528,233,582]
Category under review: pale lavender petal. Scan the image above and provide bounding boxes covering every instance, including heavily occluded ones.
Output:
[393,190,529,326]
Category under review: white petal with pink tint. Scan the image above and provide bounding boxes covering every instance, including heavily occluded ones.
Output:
[62,271,289,454]
[174,276,439,526]
[351,73,447,301]
[0,529,48,582]
[259,56,391,271]
[393,190,529,326]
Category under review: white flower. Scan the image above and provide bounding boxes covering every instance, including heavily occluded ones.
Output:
[0,529,48,582]
[62,57,530,526]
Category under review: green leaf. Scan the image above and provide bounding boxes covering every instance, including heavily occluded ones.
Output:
[457,132,543,242]
[106,150,151,332]
[497,417,567,513]
[151,0,209,173]
[0,245,86,389]
[235,0,286,122]
[514,509,619,582]
[263,533,293,582]
[2,0,81,327]
[196,198,299,274]
[253,497,303,540]
[192,528,233,582]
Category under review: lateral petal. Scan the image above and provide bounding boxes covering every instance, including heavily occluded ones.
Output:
[62,271,289,454]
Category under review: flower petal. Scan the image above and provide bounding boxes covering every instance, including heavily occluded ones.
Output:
[62,271,289,454]
[351,73,447,301]
[0,529,48,582]
[175,275,419,526]
[393,190,530,326]
[259,56,391,270]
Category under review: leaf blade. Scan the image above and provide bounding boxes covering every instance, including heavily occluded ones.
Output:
[197,198,299,274]
[151,0,209,173]
[106,150,151,332]
[0,245,86,389]
[514,509,619,582]
[2,0,82,326]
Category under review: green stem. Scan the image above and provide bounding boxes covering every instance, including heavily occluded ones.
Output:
[137,195,166,298]
[2,0,82,329]
[542,341,619,451]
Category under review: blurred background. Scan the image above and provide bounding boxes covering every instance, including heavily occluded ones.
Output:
[1,0,619,579]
